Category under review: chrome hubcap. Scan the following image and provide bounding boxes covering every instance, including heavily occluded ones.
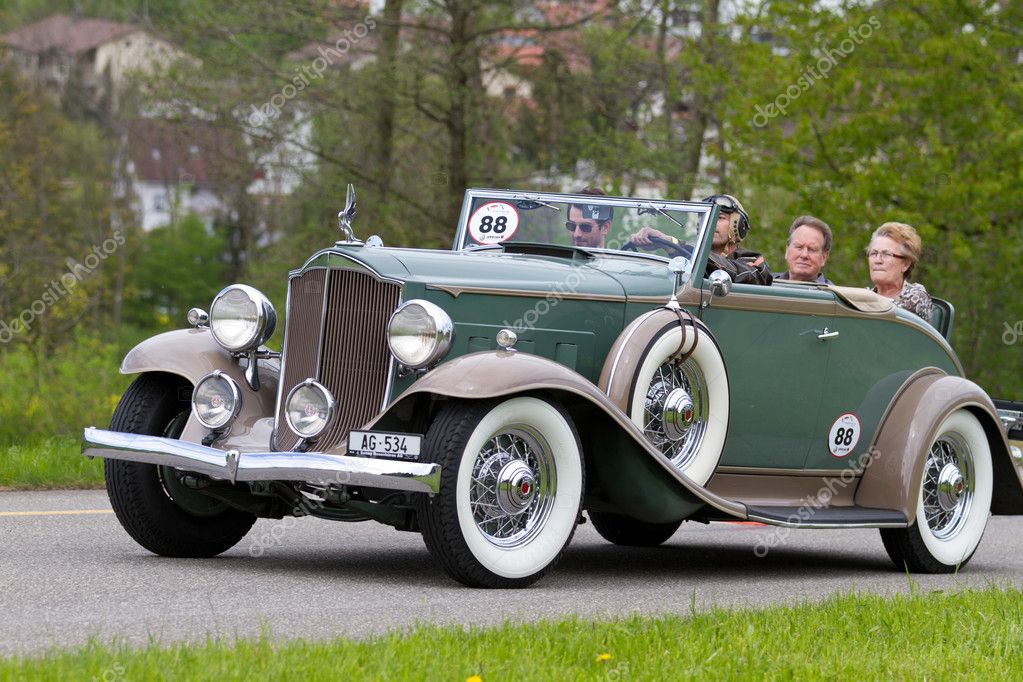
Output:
[662,388,695,441]
[469,428,556,548]
[923,434,974,539]
[936,463,965,512]
[495,459,536,514]
[644,358,708,469]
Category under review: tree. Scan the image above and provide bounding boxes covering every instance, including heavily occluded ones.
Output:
[726,0,1023,395]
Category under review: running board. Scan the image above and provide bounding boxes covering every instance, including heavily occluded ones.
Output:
[745,505,907,529]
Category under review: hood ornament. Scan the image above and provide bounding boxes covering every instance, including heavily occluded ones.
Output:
[336,183,360,244]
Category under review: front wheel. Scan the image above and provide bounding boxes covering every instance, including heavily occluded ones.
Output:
[417,397,584,588]
[105,372,256,558]
[879,409,993,573]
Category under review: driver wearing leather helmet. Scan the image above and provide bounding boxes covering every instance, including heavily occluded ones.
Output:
[629,193,771,284]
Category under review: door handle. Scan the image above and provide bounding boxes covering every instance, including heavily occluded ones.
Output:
[817,327,840,340]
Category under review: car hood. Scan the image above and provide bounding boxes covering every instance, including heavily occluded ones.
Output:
[317,245,675,301]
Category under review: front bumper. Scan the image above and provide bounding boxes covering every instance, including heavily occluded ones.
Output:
[82,427,440,494]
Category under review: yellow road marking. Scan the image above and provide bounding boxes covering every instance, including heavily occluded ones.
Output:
[0,509,113,517]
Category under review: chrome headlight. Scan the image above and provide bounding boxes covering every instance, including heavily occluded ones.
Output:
[387,299,453,369]
[285,379,335,440]
[192,371,242,431]
[209,284,277,352]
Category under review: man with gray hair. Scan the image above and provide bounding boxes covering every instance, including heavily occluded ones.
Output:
[775,215,834,284]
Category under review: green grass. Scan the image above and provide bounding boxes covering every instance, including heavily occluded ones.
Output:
[0,436,103,490]
[3,587,1022,679]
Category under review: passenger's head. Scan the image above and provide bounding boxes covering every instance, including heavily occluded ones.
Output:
[703,194,749,255]
[866,222,921,285]
[785,215,832,282]
[568,187,613,248]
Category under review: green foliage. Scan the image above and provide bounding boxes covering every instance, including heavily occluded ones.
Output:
[122,215,226,331]
[0,335,131,446]
[0,65,126,353]
[3,587,1022,678]
[0,436,102,489]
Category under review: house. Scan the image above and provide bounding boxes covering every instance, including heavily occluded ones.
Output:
[0,14,181,112]
[123,119,235,232]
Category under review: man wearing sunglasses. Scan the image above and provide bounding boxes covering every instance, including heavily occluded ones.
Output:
[566,187,613,249]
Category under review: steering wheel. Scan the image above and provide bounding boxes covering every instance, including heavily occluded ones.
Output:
[621,235,694,258]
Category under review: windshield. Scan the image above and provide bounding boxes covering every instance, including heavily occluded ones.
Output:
[453,189,711,267]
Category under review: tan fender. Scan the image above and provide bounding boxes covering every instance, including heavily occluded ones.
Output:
[855,370,1023,521]
[377,350,746,519]
[120,328,279,445]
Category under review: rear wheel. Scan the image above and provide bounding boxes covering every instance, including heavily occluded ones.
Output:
[880,410,992,573]
[589,511,682,547]
[417,397,584,588]
[105,372,256,557]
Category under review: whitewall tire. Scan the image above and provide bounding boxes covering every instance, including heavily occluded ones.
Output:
[417,396,584,588]
[880,409,993,572]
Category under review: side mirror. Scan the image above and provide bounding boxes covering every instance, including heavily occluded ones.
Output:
[708,269,732,298]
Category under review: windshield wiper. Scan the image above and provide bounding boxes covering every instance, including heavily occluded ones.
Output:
[640,202,684,229]
[512,194,561,212]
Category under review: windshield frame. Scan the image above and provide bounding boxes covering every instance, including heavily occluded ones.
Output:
[452,188,715,277]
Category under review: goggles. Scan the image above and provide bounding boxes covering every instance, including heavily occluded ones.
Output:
[705,194,740,214]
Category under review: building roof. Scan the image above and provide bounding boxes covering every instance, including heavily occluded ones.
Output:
[124,118,240,188]
[1,14,139,55]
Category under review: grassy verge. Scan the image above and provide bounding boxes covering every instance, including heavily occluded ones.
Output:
[3,586,1022,679]
[0,436,103,490]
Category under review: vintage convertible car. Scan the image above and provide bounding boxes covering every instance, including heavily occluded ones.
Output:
[83,187,1023,588]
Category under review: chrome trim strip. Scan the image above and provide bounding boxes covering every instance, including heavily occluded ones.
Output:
[714,466,861,477]
[271,272,296,451]
[381,288,405,409]
[428,284,631,302]
[292,249,405,286]
[83,427,440,494]
[604,309,659,399]
[745,512,907,529]
[316,265,331,379]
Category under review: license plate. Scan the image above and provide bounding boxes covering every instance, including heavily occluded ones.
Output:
[347,430,422,460]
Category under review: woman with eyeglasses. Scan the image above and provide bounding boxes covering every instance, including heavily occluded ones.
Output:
[866,222,932,322]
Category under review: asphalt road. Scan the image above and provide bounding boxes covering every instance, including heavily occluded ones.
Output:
[3,490,1023,656]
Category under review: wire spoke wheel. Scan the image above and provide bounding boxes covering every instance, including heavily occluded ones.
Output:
[642,357,709,470]
[920,434,974,540]
[417,397,583,588]
[468,428,556,548]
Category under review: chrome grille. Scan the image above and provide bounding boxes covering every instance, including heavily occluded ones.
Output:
[275,267,400,451]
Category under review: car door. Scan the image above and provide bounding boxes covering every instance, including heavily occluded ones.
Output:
[700,282,837,470]
[804,304,963,471]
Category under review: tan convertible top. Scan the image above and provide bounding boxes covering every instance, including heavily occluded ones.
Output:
[827,285,894,313]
